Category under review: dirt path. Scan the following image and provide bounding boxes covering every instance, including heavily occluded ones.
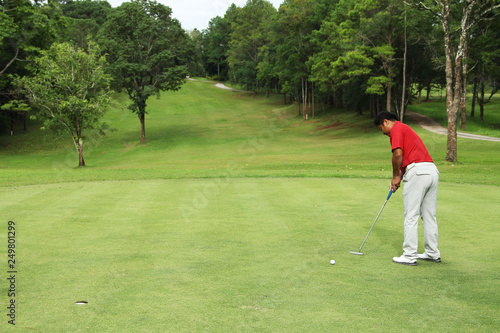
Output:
[188,77,250,93]
[214,82,250,93]
[406,111,500,142]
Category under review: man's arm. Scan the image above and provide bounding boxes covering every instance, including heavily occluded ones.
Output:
[391,148,403,192]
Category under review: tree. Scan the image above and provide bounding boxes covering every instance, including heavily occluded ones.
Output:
[59,0,111,25]
[275,0,318,117]
[186,29,205,77]
[329,0,405,114]
[98,0,190,144]
[59,0,112,48]
[309,0,348,110]
[469,6,500,123]
[402,7,444,105]
[1,0,66,134]
[227,0,277,92]
[0,0,65,77]
[14,42,112,166]
[408,0,500,162]
[204,15,232,80]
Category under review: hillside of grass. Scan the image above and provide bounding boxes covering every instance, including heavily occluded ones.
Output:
[1,79,499,188]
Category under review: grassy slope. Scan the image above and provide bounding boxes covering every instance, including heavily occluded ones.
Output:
[0,80,499,332]
[1,80,499,186]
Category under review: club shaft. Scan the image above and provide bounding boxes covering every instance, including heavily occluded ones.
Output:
[357,198,389,251]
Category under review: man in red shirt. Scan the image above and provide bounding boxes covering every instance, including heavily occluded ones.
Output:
[374,111,441,266]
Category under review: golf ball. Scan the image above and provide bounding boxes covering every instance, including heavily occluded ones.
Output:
[330,259,336,265]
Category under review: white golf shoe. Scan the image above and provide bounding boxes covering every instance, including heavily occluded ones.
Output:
[392,255,417,266]
[417,253,441,263]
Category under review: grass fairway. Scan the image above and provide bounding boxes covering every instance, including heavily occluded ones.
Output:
[1,80,499,332]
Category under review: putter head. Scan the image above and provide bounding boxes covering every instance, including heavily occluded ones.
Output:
[350,251,364,256]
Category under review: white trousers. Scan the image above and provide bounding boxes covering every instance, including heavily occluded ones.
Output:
[401,162,440,260]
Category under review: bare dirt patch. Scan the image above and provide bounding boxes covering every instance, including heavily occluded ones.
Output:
[122,142,137,152]
[315,121,357,131]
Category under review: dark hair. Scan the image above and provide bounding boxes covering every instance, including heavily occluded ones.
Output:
[374,111,399,126]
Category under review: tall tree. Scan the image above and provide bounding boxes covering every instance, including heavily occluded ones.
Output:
[204,15,232,80]
[469,10,500,123]
[338,0,404,114]
[275,0,318,117]
[309,0,348,109]
[14,42,112,166]
[0,0,65,77]
[402,6,443,105]
[187,28,206,77]
[59,0,112,48]
[1,0,66,134]
[227,0,277,92]
[98,0,190,144]
[408,0,500,162]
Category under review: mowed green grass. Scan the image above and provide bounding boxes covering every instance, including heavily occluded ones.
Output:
[1,179,499,332]
[0,80,499,332]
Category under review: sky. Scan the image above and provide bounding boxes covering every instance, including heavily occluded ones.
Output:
[105,0,284,31]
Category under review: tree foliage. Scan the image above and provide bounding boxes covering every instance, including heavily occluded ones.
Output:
[14,42,112,166]
[227,0,277,93]
[59,0,112,48]
[98,0,190,144]
[1,0,66,134]
[203,15,233,80]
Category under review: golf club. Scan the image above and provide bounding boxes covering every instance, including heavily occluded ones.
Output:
[350,188,393,255]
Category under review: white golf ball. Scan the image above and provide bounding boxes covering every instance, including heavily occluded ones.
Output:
[330,259,336,265]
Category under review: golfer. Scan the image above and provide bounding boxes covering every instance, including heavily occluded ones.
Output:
[374,111,441,266]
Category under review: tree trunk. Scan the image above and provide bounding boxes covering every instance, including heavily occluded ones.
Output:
[446,53,463,163]
[78,140,85,167]
[76,119,85,167]
[10,114,14,136]
[386,61,392,113]
[24,112,28,132]
[302,77,307,120]
[459,34,470,130]
[400,4,407,123]
[446,0,475,161]
[459,81,467,131]
[479,81,485,122]
[471,75,477,117]
[312,82,315,119]
[370,95,375,118]
[441,0,477,162]
[139,113,146,144]
[442,0,458,162]
[297,91,301,115]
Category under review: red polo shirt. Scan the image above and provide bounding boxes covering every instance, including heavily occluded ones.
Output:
[389,121,433,172]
